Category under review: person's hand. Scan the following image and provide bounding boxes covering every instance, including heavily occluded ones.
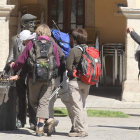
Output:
[0,71,5,79]
[126,27,134,34]
[9,75,19,81]
[67,70,78,78]
[10,62,15,68]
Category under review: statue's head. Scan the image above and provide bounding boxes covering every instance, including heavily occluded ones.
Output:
[21,14,37,32]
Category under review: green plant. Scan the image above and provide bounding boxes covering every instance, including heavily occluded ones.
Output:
[54,108,130,118]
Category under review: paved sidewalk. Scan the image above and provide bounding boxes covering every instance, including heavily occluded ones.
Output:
[54,95,140,109]
[54,86,140,109]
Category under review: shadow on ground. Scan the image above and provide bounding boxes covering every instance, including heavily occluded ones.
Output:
[95,125,139,130]
[89,85,122,100]
[0,128,34,135]
[54,132,68,136]
[127,114,140,117]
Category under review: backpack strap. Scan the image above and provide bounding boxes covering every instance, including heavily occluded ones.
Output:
[31,39,37,84]
[75,45,88,72]
[76,45,88,52]
[138,62,140,80]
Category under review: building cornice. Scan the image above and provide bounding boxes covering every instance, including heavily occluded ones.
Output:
[120,7,140,19]
[0,5,15,17]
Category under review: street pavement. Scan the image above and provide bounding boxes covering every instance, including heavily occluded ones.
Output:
[1,86,140,140]
[1,114,140,140]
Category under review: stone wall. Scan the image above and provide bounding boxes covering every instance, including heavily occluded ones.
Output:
[0,1,14,71]
[8,0,18,41]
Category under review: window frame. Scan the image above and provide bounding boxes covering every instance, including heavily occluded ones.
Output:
[48,0,85,33]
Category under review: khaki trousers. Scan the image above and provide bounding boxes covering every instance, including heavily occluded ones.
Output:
[49,71,74,125]
[69,80,90,132]
[29,78,54,118]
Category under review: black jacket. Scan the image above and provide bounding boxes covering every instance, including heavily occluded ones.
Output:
[131,31,140,45]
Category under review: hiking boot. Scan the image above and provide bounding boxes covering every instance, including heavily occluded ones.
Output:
[68,131,87,137]
[30,123,36,130]
[45,119,59,136]
[36,126,44,136]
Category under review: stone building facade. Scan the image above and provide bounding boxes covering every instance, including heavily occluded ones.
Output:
[0,0,140,101]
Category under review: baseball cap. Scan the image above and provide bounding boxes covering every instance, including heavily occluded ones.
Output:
[19,30,36,41]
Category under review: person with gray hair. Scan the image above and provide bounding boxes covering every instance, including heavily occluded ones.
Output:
[5,14,37,130]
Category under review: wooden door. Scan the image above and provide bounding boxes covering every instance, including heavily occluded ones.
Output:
[48,0,85,33]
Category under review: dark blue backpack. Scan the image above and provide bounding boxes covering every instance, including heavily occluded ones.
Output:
[51,29,71,58]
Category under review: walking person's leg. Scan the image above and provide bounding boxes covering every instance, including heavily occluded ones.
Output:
[59,92,74,128]
[55,72,74,127]
[43,93,59,134]
[36,79,55,136]
[68,80,90,137]
[29,78,55,136]
[27,84,37,130]
[16,77,27,128]
[49,94,57,118]
[81,85,90,134]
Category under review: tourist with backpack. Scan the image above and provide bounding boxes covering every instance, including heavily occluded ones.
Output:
[47,26,74,133]
[66,28,90,137]
[10,24,61,136]
[66,28,101,137]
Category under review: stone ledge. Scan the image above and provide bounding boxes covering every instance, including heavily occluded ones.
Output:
[0,5,15,16]
[120,7,140,19]
[0,5,15,11]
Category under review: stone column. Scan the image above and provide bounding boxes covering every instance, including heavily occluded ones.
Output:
[120,7,140,101]
[0,4,15,71]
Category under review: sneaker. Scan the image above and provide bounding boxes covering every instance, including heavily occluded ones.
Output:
[68,131,87,137]
[16,120,25,129]
[45,119,59,136]
[30,123,36,130]
[36,126,44,136]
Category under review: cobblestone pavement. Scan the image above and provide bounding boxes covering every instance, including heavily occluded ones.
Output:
[1,114,140,140]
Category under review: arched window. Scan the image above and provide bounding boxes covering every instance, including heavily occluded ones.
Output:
[48,0,85,33]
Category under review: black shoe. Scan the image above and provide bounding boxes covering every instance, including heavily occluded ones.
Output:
[70,126,75,133]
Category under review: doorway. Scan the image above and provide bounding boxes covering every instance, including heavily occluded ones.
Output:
[48,0,85,33]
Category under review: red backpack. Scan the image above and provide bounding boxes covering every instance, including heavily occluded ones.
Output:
[77,45,102,85]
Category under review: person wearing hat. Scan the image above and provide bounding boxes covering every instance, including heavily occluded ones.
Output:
[5,14,37,130]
